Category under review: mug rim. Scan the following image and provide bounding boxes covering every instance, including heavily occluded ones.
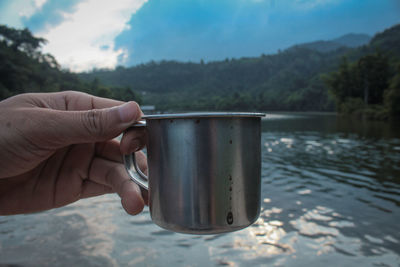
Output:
[142,112,266,120]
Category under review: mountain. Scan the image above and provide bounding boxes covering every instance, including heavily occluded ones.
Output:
[79,24,400,112]
[80,47,350,111]
[289,33,371,53]
[2,23,398,113]
[332,33,371,48]
[370,24,400,57]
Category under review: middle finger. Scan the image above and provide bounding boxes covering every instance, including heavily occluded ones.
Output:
[89,157,144,215]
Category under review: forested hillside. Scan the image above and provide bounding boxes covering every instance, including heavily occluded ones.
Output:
[81,46,354,111]
[78,29,390,112]
[325,25,400,119]
[79,24,399,117]
[80,44,363,111]
[1,23,399,118]
[0,25,141,103]
[289,33,371,53]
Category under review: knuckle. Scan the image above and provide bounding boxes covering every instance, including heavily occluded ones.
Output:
[96,142,107,156]
[82,109,106,138]
[120,179,133,194]
[104,164,121,189]
[105,185,114,193]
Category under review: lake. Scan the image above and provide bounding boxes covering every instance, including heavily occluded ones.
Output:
[1,113,399,266]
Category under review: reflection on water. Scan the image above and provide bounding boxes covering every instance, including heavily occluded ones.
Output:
[1,113,400,266]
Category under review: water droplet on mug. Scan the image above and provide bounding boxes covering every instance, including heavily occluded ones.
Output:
[229,140,232,144]
[227,212,233,225]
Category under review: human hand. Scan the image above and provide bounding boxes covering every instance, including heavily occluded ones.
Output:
[0,91,147,215]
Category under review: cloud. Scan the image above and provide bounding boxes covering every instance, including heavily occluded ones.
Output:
[0,0,44,28]
[34,0,47,9]
[22,0,81,32]
[2,0,399,71]
[1,0,147,71]
[34,0,147,72]
[114,0,400,66]
[292,0,340,10]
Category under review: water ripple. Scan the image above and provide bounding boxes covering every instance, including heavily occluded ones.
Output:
[1,114,400,266]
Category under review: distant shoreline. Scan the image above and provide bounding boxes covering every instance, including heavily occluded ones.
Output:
[262,111,337,116]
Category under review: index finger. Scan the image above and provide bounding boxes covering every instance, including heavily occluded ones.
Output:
[29,91,142,112]
[63,91,144,118]
[63,91,126,110]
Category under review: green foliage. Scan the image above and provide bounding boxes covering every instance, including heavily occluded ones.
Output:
[0,25,46,57]
[0,25,141,104]
[79,23,400,114]
[80,25,399,113]
[384,65,400,116]
[370,24,400,58]
[325,53,391,105]
[89,77,142,102]
[81,46,349,111]
[1,23,400,118]
[325,49,398,118]
[357,53,391,104]
[338,97,365,114]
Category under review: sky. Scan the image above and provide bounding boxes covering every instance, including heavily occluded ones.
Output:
[0,0,399,72]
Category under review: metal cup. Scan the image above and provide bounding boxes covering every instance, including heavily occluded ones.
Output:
[123,112,265,234]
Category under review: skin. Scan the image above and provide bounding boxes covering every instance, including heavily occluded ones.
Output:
[0,91,148,216]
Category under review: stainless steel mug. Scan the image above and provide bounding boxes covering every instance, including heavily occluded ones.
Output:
[123,112,265,234]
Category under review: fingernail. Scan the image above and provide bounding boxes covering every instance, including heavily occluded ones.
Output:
[117,102,140,123]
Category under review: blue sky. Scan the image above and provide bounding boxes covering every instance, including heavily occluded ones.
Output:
[0,0,399,71]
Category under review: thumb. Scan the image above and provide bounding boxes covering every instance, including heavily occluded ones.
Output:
[44,101,142,146]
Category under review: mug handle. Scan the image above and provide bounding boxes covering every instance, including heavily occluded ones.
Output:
[123,120,149,191]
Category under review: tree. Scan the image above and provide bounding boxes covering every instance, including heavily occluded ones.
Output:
[0,25,142,103]
[324,57,355,103]
[384,64,400,116]
[0,25,47,58]
[357,53,390,105]
[325,53,391,113]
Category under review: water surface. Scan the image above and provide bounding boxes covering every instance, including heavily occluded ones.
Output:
[1,113,399,266]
